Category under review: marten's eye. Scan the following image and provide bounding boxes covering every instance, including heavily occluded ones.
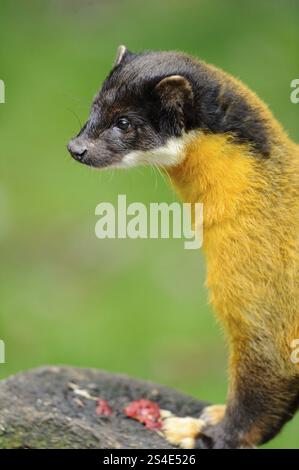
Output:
[115,117,131,132]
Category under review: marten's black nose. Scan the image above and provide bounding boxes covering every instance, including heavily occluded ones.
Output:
[67,139,87,162]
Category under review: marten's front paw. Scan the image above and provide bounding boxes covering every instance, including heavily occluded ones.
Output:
[161,404,226,449]
[161,413,205,449]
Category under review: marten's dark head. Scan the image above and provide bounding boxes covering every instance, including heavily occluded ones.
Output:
[67,46,197,169]
[67,46,271,168]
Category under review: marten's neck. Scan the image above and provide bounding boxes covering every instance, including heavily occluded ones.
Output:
[168,132,265,228]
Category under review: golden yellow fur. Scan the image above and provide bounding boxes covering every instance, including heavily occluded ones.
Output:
[166,73,299,443]
[169,130,299,366]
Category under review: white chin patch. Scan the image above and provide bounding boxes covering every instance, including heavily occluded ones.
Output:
[117,133,195,169]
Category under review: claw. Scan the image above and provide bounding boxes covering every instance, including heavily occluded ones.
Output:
[162,415,205,448]
[199,404,226,425]
[161,404,226,449]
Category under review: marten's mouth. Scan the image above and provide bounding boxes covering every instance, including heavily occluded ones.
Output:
[67,138,127,170]
[68,147,122,171]
[71,153,107,169]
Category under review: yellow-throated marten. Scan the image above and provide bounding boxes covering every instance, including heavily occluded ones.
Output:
[68,46,299,448]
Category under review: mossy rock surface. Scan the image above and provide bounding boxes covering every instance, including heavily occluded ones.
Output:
[0,366,208,449]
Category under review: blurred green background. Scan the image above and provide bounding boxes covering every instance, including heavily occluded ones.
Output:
[0,0,298,448]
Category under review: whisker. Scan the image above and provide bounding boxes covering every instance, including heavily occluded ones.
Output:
[66,108,83,129]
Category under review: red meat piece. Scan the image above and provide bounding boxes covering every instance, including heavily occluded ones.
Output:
[124,399,162,430]
[96,399,113,416]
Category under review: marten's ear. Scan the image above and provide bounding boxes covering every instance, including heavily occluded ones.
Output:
[114,45,134,66]
[154,75,193,135]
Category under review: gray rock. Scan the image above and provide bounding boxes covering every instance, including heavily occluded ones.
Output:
[0,366,208,449]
